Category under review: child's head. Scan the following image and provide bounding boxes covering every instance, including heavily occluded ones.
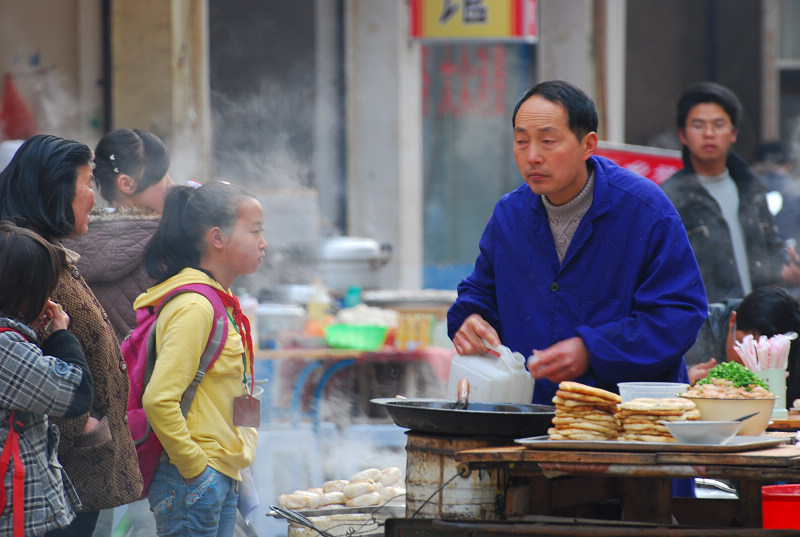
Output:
[94,128,172,213]
[0,221,64,323]
[727,285,800,363]
[144,181,266,284]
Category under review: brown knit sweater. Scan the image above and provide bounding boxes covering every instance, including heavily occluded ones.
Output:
[45,250,143,512]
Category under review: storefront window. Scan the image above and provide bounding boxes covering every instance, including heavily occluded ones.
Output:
[421,42,535,289]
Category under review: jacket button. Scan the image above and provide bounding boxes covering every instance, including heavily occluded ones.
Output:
[120,361,127,371]
[54,362,70,376]
[123,413,128,423]
[550,282,560,292]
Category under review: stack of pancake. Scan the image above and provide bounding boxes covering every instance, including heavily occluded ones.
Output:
[548,381,622,440]
[617,397,700,442]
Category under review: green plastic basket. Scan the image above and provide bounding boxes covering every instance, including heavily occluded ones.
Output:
[324,324,388,351]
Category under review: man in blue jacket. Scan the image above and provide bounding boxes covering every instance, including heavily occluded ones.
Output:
[448,80,708,406]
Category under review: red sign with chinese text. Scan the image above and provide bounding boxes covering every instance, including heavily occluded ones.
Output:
[595,142,683,185]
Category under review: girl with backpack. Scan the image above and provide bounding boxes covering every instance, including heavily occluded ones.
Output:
[0,221,94,536]
[136,181,265,537]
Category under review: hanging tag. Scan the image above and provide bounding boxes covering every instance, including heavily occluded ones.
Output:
[233,394,261,427]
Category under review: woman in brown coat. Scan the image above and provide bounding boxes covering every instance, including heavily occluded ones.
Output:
[0,134,142,536]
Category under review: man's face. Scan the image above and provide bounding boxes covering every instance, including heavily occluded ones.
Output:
[513,96,597,205]
[679,102,737,169]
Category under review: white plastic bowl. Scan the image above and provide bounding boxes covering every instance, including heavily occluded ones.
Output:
[618,382,690,402]
[665,420,742,444]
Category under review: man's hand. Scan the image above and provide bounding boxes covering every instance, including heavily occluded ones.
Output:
[527,337,589,383]
[453,314,500,355]
[688,358,716,384]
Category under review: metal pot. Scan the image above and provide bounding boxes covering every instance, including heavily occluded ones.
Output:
[371,397,554,437]
[316,237,391,291]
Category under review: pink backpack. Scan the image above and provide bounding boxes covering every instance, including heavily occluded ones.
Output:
[122,283,228,498]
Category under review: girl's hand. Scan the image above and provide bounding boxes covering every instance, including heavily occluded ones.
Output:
[39,300,69,336]
[83,416,100,433]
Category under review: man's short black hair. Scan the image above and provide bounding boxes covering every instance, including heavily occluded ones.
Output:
[676,81,742,130]
[512,80,598,141]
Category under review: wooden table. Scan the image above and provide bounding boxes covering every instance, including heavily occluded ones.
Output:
[768,415,800,431]
[454,441,800,528]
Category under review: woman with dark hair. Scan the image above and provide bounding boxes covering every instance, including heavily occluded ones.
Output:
[63,128,173,342]
[0,134,142,536]
[0,221,93,535]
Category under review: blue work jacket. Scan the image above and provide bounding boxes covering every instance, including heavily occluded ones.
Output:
[448,156,708,404]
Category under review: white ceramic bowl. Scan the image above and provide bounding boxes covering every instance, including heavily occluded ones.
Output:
[617,382,689,402]
[665,420,742,444]
[680,396,775,436]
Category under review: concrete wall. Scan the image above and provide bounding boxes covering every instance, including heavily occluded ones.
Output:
[0,0,102,144]
[345,0,423,290]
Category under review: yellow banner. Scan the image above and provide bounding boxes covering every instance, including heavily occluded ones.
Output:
[410,0,537,41]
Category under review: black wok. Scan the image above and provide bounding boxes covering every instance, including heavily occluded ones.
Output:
[371,397,554,437]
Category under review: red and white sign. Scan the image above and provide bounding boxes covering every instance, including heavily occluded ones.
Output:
[595,141,683,185]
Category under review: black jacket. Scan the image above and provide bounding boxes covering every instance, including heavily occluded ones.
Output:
[662,151,788,304]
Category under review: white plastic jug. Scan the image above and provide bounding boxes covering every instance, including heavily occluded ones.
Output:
[446,342,535,403]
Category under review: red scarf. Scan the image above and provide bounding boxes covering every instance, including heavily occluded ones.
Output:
[213,290,255,397]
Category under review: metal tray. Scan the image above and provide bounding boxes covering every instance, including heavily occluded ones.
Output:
[515,435,789,452]
[267,503,406,519]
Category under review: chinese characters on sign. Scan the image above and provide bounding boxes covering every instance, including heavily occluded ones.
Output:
[422,45,507,118]
[410,0,538,42]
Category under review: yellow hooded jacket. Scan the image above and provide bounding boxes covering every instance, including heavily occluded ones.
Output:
[136,267,258,481]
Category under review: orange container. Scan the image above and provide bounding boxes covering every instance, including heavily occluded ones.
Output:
[762,484,800,529]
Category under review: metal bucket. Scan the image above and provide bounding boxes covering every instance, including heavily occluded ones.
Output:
[405,432,506,520]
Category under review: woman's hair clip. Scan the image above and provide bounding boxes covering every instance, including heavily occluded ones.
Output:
[186,180,202,189]
[109,154,119,174]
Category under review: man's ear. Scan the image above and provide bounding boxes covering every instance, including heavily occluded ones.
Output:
[117,174,136,195]
[582,131,598,161]
[678,127,688,147]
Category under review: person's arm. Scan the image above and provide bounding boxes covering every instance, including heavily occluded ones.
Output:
[40,329,93,417]
[142,294,214,480]
[575,212,708,387]
[0,329,89,418]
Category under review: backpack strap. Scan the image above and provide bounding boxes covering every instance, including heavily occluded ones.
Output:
[0,328,26,537]
[143,284,229,417]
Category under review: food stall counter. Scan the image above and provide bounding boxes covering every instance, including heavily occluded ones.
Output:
[454,440,800,528]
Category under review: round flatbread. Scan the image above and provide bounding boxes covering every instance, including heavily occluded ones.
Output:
[553,414,618,426]
[549,428,615,441]
[556,390,620,406]
[559,381,622,403]
[622,433,676,443]
[553,420,619,435]
[619,397,696,412]
[622,422,670,433]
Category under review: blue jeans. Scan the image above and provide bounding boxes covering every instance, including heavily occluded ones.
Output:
[148,462,238,537]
